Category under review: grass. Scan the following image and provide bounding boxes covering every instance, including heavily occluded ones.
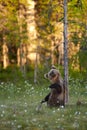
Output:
[0,79,87,130]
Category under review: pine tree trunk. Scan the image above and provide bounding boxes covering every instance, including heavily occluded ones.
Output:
[17,3,23,73]
[51,40,55,65]
[2,34,9,69]
[63,0,69,103]
[17,2,26,77]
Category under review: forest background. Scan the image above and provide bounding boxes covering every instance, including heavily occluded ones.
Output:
[0,0,87,83]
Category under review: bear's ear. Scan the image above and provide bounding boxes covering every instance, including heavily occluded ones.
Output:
[51,65,56,69]
[44,73,48,79]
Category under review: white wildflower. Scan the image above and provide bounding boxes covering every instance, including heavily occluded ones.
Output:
[24,109,27,113]
[2,111,5,114]
[17,125,22,128]
[1,114,3,117]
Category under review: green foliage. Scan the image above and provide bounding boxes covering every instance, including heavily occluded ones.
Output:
[35,0,63,35]
[0,65,24,82]
[78,50,87,71]
[69,63,87,81]
[0,0,27,64]
[68,0,87,76]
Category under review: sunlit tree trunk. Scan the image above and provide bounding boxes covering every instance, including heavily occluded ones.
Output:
[26,0,38,82]
[26,0,37,40]
[63,0,69,104]
[26,0,37,63]
[17,2,23,72]
[51,40,55,65]
[2,35,9,69]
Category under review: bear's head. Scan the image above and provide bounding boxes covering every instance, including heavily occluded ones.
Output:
[44,65,62,84]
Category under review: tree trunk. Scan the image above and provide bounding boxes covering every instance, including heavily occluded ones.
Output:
[51,40,55,65]
[63,0,69,103]
[2,34,9,69]
[34,46,38,83]
[17,2,27,77]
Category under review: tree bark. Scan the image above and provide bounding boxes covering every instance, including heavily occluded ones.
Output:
[2,34,9,69]
[17,2,26,77]
[63,0,69,103]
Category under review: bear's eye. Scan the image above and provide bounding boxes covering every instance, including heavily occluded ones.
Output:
[50,71,56,77]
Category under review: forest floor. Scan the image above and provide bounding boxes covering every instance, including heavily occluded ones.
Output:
[0,79,87,130]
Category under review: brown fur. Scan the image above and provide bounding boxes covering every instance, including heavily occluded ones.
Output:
[47,88,64,107]
[44,66,65,107]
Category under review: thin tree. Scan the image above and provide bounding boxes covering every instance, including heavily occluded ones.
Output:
[17,1,27,77]
[63,0,69,104]
[34,46,38,84]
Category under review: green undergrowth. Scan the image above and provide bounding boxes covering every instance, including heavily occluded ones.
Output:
[0,79,87,130]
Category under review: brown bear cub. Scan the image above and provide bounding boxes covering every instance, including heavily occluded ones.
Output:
[41,66,65,107]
